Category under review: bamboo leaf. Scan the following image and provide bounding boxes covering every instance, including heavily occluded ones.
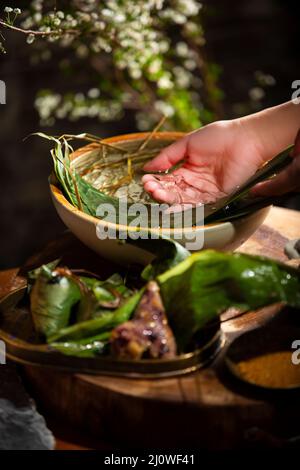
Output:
[128,237,190,280]
[30,265,81,339]
[48,289,144,342]
[157,250,300,351]
[50,332,110,358]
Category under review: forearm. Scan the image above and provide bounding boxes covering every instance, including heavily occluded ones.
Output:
[239,101,300,161]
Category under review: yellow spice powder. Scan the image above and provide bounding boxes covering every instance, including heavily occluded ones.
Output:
[236,351,300,389]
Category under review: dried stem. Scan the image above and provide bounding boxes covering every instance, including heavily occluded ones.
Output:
[76,117,168,195]
[136,115,167,152]
[100,175,132,192]
[80,149,160,176]
[127,156,133,179]
[59,133,128,153]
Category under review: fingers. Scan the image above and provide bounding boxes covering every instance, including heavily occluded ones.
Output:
[142,175,178,204]
[151,188,177,204]
[143,136,188,171]
[142,135,188,203]
[142,171,224,205]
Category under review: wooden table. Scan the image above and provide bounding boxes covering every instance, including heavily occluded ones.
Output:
[1,206,300,450]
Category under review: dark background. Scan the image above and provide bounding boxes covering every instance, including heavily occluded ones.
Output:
[0,0,299,269]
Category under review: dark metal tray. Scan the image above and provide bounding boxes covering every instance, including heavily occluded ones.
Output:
[0,287,224,378]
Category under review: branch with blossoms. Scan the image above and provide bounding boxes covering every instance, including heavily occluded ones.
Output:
[0,6,99,47]
[0,1,223,131]
[0,18,79,38]
[0,6,55,50]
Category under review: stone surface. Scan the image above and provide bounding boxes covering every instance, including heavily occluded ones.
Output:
[0,363,54,450]
[285,239,300,260]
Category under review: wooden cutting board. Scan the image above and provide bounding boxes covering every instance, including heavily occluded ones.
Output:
[3,206,300,449]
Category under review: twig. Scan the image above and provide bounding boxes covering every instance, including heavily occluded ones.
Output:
[136,115,167,152]
[0,19,79,37]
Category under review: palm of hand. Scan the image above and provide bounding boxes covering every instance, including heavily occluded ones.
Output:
[142,123,264,205]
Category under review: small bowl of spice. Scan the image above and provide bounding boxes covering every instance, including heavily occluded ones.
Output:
[225,314,300,391]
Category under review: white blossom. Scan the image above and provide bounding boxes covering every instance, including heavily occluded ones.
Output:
[26,34,35,44]
[176,42,189,57]
[154,100,175,117]
[88,88,100,99]
[33,12,42,22]
[53,18,61,27]
[32,0,42,12]
[158,74,173,90]
[35,93,61,119]
[76,44,89,58]
[176,0,201,17]
[148,58,162,74]
[184,59,197,70]
[249,87,265,101]
[130,68,142,79]
[14,0,211,131]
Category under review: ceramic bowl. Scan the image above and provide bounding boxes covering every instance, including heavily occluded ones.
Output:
[49,132,270,265]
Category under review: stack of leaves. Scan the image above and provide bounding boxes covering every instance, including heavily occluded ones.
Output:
[28,238,300,356]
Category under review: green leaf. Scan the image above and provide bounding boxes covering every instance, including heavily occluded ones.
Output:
[128,237,190,280]
[158,250,300,351]
[50,332,110,358]
[30,265,81,339]
[80,273,132,305]
[48,289,144,342]
[27,259,60,282]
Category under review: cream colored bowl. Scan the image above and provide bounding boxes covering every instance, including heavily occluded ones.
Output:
[49,132,270,265]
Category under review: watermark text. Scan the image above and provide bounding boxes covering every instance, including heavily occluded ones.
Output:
[0,80,6,104]
[96,199,205,250]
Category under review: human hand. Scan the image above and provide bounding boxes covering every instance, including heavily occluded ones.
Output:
[251,129,300,197]
[142,119,276,205]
